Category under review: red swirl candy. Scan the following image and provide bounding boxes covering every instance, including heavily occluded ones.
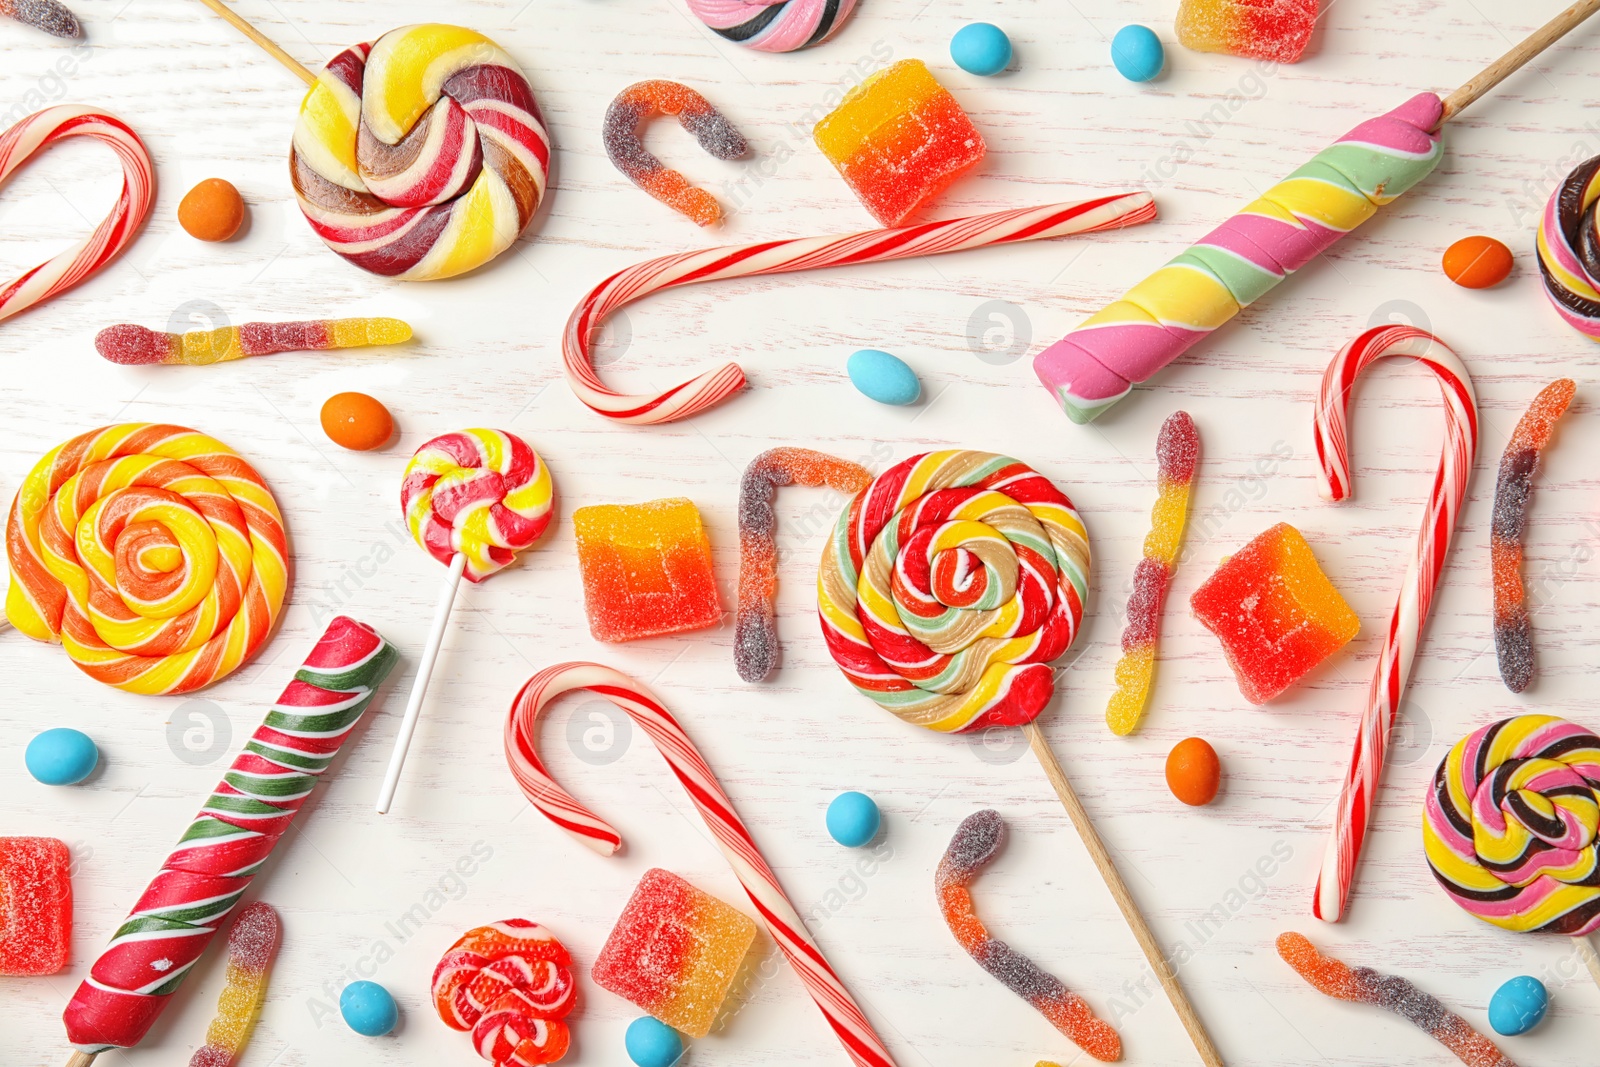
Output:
[432,920,575,1066]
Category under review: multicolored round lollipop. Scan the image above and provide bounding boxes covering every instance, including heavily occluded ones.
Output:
[378,429,554,812]
[1425,714,1600,936]
[5,424,287,694]
[817,450,1089,733]
[816,449,1224,1066]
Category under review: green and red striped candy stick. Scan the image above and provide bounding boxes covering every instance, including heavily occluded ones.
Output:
[62,616,397,1060]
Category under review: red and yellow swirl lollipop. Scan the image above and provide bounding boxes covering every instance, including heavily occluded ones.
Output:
[378,428,554,813]
[5,424,287,694]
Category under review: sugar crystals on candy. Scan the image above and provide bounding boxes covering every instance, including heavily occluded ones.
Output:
[591,868,756,1038]
[813,59,986,227]
[574,498,722,643]
[1492,379,1575,693]
[1176,0,1318,63]
[0,836,71,976]
[1190,523,1357,703]
[1106,411,1199,735]
[188,902,281,1067]
[1277,932,1518,1067]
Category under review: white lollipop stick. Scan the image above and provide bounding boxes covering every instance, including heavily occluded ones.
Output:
[1575,935,1600,989]
[376,552,465,814]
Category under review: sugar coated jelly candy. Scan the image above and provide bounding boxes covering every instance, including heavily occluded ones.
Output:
[1176,0,1318,63]
[1106,411,1198,735]
[0,836,72,976]
[591,868,757,1038]
[188,901,281,1067]
[1189,523,1357,704]
[1277,932,1519,1067]
[574,498,723,643]
[812,58,987,227]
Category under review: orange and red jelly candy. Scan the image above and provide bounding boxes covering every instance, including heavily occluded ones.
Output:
[1176,0,1318,63]
[591,868,756,1038]
[812,59,986,227]
[1189,523,1357,704]
[573,498,723,643]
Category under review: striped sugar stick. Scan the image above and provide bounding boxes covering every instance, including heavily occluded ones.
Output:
[1311,326,1478,922]
[504,662,898,1067]
[62,617,398,1060]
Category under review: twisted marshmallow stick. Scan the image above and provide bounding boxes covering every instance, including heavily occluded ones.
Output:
[1311,325,1479,922]
[504,663,898,1067]
[0,106,153,324]
[563,194,1156,424]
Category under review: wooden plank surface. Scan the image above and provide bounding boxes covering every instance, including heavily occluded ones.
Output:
[1,1,1597,1064]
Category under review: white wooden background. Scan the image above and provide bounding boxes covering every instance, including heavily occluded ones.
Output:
[1,1,1598,1065]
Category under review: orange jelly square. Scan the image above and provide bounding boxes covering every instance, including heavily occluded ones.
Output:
[813,59,987,227]
[1189,523,1358,704]
[573,498,723,643]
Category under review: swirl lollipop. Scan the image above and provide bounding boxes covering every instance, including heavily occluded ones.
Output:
[1424,714,1600,987]
[817,450,1223,1067]
[189,5,550,282]
[290,24,550,281]
[377,429,553,812]
[5,424,287,694]
[685,0,859,52]
[1537,154,1600,337]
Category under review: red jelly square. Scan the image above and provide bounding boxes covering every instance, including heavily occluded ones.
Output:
[0,836,72,976]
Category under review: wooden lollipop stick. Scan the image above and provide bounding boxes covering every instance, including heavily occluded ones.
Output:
[1573,934,1600,990]
[1440,0,1600,123]
[192,0,316,85]
[1024,722,1225,1067]
[65,1052,94,1066]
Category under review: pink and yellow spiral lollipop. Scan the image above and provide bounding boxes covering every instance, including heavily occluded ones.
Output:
[5,424,287,694]
[1425,714,1600,937]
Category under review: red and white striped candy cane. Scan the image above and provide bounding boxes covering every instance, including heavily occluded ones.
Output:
[504,663,898,1067]
[563,193,1157,424]
[0,106,153,324]
[1311,325,1478,922]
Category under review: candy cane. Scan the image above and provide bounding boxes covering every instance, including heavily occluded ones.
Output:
[563,194,1157,424]
[504,662,897,1067]
[1311,325,1478,922]
[0,106,153,324]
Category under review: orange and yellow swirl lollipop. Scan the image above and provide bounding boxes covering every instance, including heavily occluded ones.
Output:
[5,424,287,694]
